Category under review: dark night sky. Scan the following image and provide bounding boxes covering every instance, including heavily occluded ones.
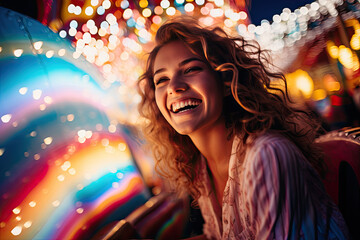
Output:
[248,0,315,25]
[0,0,317,26]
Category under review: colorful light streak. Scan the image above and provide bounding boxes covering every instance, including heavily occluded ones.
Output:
[1,134,151,240]
[0,7,152,239]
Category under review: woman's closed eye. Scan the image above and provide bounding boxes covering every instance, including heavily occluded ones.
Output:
[184,66,202,74]
[154,77,169,86]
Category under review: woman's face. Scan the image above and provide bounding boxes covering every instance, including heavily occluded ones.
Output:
[153,40,225,136]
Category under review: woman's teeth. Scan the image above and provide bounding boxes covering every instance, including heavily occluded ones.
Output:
[171,99,201,113]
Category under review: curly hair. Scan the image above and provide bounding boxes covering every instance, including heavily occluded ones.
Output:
[137,17,325,200]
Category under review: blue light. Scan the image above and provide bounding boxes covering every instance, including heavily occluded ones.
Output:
[126,18,136,28]
[121,0,129,9]
[97,6,105,15]
[69,20,78,29]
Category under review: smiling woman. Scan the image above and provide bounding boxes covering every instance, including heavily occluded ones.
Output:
[137,17,350,239]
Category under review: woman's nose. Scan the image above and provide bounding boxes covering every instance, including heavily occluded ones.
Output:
[167,76,188,95]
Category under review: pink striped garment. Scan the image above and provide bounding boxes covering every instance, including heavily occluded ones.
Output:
[197,132,349,239]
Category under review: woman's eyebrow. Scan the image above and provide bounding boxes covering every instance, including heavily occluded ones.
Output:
[153,68,165,77]
[153,57,204,77]
[179,57,204,66]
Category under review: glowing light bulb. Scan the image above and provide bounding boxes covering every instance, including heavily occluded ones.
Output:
[326,41,339,59]
[78,130,86,138]
[70,20,78,29]
[39,104,46,111]
[214,0,224,7]
[57,175,65,181]
[117,172,124,179]
[350,33,360,50]
[68,27,77,36]
[44,137,53,145]
[166,7,176,16]
[67,114,75,121]
[97,5,105,15]
[294,69,314,98]
[1,114,12,123]
[161,0,170,9]
[52,200,60,207]
[46,50,54,58]
[108,124,116,133]
[118,143,127,151]
[24,221,32,228]
[102,0,111,9]
[185,3,195,12]
[123,9,133,19]
[18,87,28,95]
[59,30,67,38]
[154,6,163,15]
[74,6,81,15]
[68,168,76,175]
[139,0,148,8]
[33,41,43,50]
[91,0,99,6]
[86,19,95,28]
[32,89,42,100]
[195,0,205,5]
[101,138,110,146]
[85,6,94,16]
[68,4,75,13]
[11,226,22,236]
[44,96,53,104]
[12,207,21,214]
[76,208,84,214]
[14,49,23,57]
[142,8,152,17]
[61,161,71,171]
[338,45,353,69]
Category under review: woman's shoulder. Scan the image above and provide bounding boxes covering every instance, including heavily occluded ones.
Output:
[243,131,306,168]
[247,131,296,150]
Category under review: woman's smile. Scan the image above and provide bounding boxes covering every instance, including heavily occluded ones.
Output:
[169,98,202,113]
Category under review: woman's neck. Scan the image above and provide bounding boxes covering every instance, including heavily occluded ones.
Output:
[189,119,233,179]
[189,119,233,206]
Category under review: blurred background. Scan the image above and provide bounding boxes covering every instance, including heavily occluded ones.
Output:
[0,0,359,239]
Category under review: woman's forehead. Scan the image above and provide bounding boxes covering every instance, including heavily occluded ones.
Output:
[153,41,201,70]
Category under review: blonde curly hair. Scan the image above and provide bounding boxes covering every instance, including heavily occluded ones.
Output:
[137,17,325,200]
